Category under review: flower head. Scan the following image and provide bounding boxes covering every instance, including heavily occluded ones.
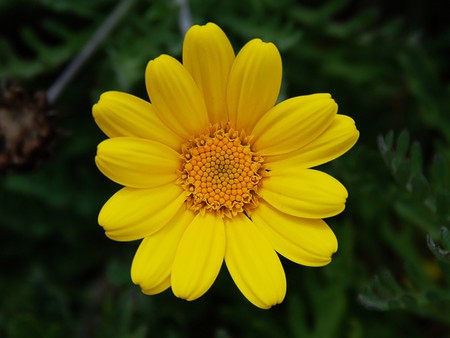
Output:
[93,22,359,309]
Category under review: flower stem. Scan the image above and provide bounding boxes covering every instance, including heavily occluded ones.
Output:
[46,0,137,104]
[175,0,193,35]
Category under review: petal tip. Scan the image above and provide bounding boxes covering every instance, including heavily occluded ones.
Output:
[187,21,221,33]
[146,54,173,71]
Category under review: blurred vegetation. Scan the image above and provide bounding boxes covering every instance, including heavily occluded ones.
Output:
[1,0,450,337]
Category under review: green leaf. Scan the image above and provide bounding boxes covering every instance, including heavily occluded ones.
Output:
[384,130,395,150]
[430,154,450,191]
[393,129,410,170]
[394,160,411,186]
[435,189,450,219]
[409,141,423,176]
[427,229,450,263]
[408,174,430,198]
[442,227,450,249]
[378,131,395,165]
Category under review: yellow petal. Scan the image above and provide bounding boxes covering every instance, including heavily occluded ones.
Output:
[146,55,209,139]
[95,137,179,188]
[224,214,286,309]
[252,94,337,156]
[183,22,235,123]
[260,168,348,219]
[171,212,225,301]
[266,115,359,170]
[141,277,171,295]
[227,39,282,133]
[252,200,338,266]
[98,184,186,241]
[131,208,196,293]
[92,91,182,150]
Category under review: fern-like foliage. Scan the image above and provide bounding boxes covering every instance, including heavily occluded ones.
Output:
[0,0,181,95]
[427,227,450,264]
[378,130,450,231]
[358,131,450,323]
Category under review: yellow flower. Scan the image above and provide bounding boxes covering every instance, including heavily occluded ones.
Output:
[93,22,359,309]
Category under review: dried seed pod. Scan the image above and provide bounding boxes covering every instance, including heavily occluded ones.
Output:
[0,85,58,173]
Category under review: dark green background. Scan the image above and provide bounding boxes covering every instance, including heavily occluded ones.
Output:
[1,0,450,337]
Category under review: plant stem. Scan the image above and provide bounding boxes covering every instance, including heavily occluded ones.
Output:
[175,0,193,35]
[46,0,137,105]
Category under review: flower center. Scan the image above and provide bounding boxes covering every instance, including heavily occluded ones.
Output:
[178,123,266,218]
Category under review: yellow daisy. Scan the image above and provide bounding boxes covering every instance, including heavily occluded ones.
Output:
[93,22,359,309]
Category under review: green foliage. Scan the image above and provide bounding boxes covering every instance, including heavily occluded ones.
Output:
[1,0,450,337]
[378,130,450,232]
[0,0,180,93]
[358,131,450,324]
[427,227,450,264]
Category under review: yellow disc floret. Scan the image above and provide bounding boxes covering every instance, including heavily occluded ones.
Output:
[178,123,266,218]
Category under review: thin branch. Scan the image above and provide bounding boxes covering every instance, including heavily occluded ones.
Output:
[46,0,137,104]
[175,0,193,35]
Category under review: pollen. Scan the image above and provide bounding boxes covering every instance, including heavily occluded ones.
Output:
[177,123,266,218]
